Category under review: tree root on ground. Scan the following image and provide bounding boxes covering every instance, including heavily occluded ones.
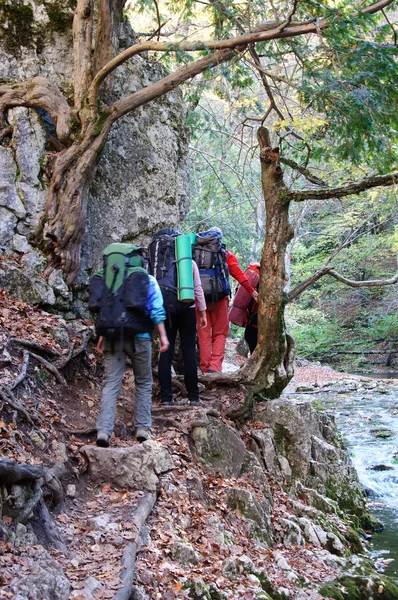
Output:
[112,492,157,600]
[0,388,39,425]
[28,352,66,385]
[9,338,61,358]
[9,350,30,390]
[0,458,66,549]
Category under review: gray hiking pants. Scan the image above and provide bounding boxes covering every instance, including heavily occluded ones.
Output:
[96,338,153,436]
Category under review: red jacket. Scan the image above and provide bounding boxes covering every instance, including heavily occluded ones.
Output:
[226,250,255,295]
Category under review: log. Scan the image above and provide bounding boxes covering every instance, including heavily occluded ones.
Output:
[113,492,157,600]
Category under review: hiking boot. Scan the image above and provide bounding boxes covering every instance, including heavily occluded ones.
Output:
[189,398,201,407]
[207,369,217,373]
[136,429,150,443]
[161,400,173,406]
[96,431,110,447]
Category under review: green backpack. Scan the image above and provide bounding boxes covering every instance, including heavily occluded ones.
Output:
[88,243,152,342]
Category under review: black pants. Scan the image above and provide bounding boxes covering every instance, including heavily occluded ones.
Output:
[244,324,258,354]
[158,307,199,403]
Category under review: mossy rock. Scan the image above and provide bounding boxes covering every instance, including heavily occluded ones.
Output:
[320,575,398,599]
[370,429,394,439]
[344,528,364,553]
[45,0,74,33]
[0,0,35,55]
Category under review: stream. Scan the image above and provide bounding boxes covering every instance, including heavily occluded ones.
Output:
[317,375,398,581]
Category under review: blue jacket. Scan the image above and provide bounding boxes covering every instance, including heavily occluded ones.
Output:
[136,275,165,339]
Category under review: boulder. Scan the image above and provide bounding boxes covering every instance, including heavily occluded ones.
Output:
[190,415,247,477]
[0,261,56,305]
[82,441,174,492]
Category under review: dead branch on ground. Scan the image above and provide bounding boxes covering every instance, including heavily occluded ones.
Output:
[112,492,157,600]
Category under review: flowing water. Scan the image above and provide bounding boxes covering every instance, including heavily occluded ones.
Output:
[318,378,398,580]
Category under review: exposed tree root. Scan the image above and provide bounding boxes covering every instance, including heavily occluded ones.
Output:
[9,338,61,358]
[113,492,157,600]
[10,350,30,390]
[0,458,44,483]
[0,388,39,425]
[29,352,66,385]
[0,458,66,549]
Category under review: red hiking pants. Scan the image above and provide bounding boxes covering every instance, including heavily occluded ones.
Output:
[196,297,229,372]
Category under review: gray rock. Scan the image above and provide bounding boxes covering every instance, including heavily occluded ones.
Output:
[48,270,72,300]
[0,207,18,246]
[191,415,246,477]
[70,576,102,599]
[171,540,199,565]
[251,428,276,473]
[66,484,76,498]
[298,517,327,547]
[276,518,303,546]
[14,523,37,548]
[82,441,174,491]
[8,547,71,600]
[88,513,110,530]
[0,262,56,305]
[29,430,47,450]
[10,107,46,187]
[227,487,271,542]
[13,234,32,253]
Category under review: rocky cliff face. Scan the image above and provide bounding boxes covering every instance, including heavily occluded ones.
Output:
[0,1,189,309]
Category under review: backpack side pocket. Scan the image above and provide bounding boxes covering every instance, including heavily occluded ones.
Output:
[88,274,104,313]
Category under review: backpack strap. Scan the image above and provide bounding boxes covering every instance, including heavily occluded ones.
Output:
[118,254,132,359]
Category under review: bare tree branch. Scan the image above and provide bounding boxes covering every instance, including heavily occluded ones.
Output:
[288,267,398,302]
[287,266,334,302]
[287,172,398,202]
[89,0,393,103]
[327,269,398,288]
[280,156,329,186]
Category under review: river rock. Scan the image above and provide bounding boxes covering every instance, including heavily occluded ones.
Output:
[82,441,174,492]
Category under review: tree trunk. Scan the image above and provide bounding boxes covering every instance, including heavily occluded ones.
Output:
[34,115,113,283]
[241,127,295,398]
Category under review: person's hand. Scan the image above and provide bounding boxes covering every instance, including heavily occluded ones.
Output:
[251,290,259,302]
[159,334,169,353]
[199,312,207,329]
[96,336,104,354]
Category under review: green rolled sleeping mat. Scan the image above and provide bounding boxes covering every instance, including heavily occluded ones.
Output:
[188,232,197,246]
[175,234,195,302]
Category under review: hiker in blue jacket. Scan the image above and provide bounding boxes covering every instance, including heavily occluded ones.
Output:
[95,274,169,447]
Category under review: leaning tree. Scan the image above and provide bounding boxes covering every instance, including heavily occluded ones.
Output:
[0,0,397,400]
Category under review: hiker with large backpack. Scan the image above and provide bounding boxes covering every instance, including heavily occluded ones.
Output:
[148,228,207,406]
[229,262,261,354]
[193,228,259,373]
[89,243,169,447]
